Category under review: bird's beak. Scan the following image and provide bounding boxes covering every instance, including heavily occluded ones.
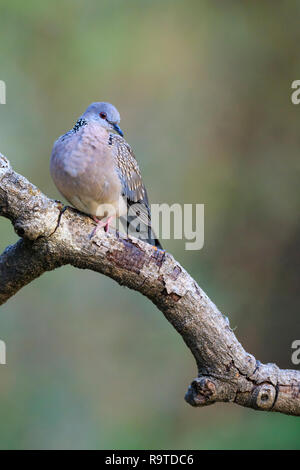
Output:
[112,123,124,137]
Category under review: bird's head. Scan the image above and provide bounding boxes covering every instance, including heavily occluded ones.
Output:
[81,102,123,137]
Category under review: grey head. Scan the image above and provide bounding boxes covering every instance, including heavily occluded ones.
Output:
[80,102,123,137]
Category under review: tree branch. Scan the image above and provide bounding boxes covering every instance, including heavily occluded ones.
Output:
[0,153,299,416]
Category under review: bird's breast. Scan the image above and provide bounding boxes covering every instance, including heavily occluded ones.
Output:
[50,125,122,216]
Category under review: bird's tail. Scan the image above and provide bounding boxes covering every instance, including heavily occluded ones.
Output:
[122,203,163,250]
[151,236,163,250]
[147,225,163,250]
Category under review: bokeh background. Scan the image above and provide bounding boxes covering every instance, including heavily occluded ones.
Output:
[0,0,299,450]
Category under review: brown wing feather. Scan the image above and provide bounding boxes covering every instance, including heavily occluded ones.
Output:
[109,133,162,249]
[109,134,148,204]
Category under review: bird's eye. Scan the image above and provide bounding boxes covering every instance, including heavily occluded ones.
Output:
[99,112,107,119]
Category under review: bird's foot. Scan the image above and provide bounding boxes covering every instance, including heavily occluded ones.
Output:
[89,216,113,239]
[103,216,113,233]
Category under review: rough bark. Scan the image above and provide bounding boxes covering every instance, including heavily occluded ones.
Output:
[0,153,299,416]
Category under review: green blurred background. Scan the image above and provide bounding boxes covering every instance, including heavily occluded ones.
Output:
[0,0,299,450]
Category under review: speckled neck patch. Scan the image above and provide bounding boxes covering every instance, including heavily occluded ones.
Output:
[73,118,88,133]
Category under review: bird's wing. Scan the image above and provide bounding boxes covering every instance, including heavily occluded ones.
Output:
[109,133,151,226]
[109,133,162,249]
